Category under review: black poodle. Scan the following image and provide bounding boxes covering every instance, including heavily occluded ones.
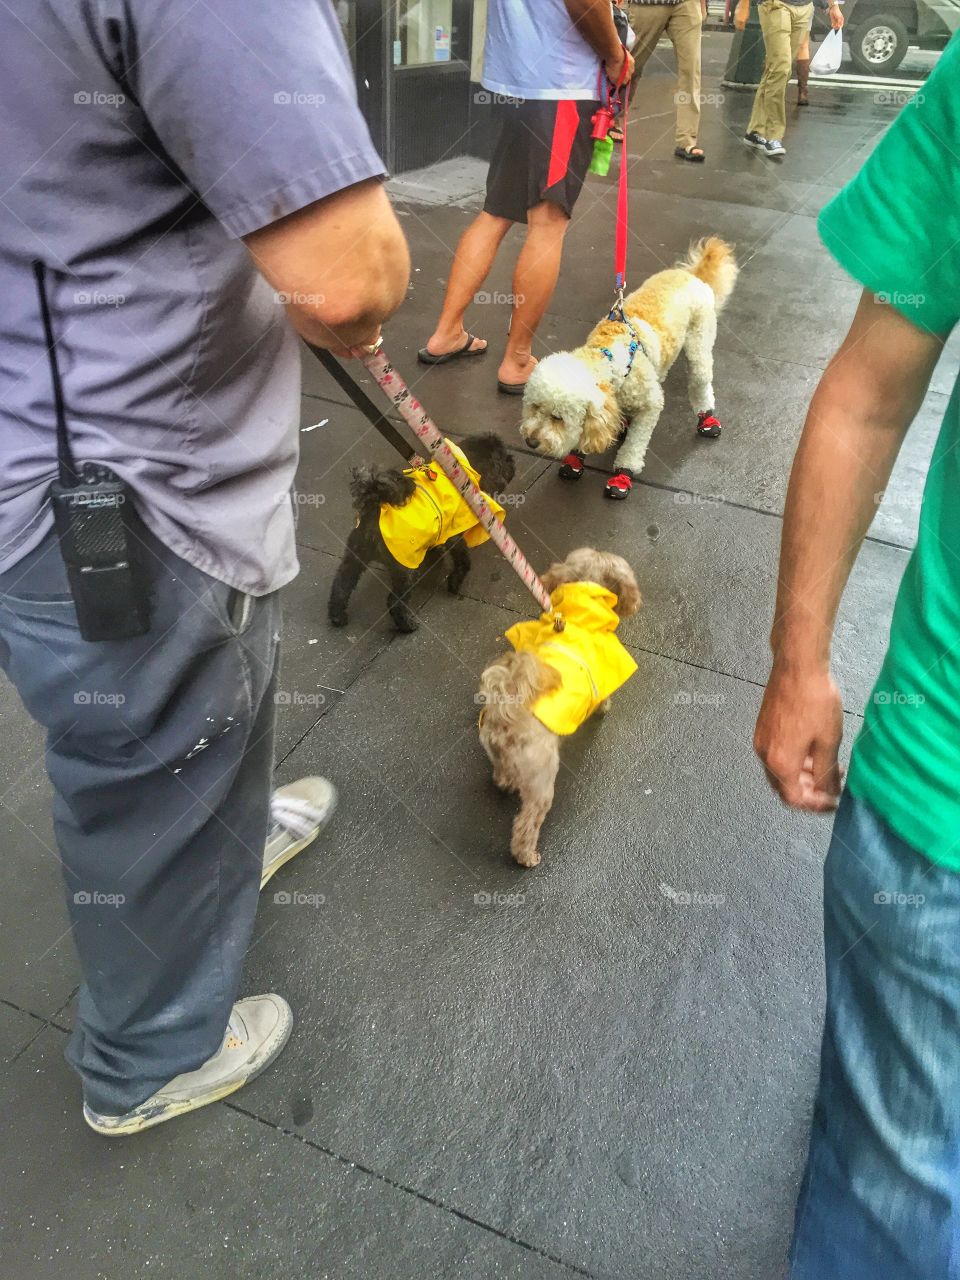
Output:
[328,432,516,633]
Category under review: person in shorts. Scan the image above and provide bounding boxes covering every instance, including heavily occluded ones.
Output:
[419,0,633,394]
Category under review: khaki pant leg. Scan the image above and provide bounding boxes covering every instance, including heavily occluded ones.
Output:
[666,0,703,149]
[628,3,674,84]
[747,0,793,140]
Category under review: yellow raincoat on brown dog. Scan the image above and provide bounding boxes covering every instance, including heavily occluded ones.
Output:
[379,441,506,570]
[504,582,638,735]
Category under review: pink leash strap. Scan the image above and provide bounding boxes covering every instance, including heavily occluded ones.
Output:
[360,344,559,623]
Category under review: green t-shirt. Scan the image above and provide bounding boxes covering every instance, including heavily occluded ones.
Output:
[818,37,960,866]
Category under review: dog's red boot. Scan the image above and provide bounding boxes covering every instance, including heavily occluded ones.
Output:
[604,471,633,500]
[696,411,722,439]
[558,451,585,481]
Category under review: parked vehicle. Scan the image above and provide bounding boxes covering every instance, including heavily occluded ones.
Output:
[813,0,958,75]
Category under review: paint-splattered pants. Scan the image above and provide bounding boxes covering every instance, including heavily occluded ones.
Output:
[0,527,279,1114]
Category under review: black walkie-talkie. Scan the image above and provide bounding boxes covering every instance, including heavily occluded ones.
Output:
[34,260,150,642]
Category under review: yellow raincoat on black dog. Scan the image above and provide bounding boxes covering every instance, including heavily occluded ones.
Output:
[504,582,638,735]
[379,441,506,570]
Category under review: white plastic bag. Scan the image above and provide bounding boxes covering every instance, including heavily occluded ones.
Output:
[810,27,843,75]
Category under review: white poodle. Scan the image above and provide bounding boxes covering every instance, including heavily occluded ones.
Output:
[518,238,738,498]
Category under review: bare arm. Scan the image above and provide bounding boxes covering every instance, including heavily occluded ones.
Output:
[754,290,944,810]
[244,178,410,356]
[564,0,634,80]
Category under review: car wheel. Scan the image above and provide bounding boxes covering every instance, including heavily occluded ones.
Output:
[848,13,910,75]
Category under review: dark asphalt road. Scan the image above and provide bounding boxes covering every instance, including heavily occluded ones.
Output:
[1,33,946,1280]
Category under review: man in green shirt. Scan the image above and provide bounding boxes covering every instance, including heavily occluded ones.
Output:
[754,37,960,1279]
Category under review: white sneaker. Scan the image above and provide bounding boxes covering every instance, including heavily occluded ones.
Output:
[83,994,293,1137]
[261,775,338,889]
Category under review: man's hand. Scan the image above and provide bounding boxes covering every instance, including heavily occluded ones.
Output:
[607,44,636,84]
[755,664,844,811]
[828,1,844,27]
[734,0,750,29]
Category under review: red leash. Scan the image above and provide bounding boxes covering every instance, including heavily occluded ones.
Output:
[614,76,630,295]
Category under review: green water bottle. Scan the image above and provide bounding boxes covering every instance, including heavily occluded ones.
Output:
[589,135,614,177]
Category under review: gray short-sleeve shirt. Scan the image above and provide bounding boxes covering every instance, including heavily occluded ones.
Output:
[1,0,386,593]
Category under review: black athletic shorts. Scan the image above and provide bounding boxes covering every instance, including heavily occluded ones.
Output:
[483,99,599,225]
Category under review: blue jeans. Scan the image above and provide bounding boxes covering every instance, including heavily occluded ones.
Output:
[791,791,960,1279]
[0,529,280,1114]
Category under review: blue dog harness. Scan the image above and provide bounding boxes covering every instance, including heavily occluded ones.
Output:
[599,303,648,379]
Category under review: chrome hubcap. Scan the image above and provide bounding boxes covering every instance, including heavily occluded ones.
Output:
[862,26,897,63]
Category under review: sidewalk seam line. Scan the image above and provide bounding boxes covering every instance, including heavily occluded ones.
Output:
[225,1099,598,1278]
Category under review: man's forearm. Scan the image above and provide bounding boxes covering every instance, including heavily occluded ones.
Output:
[245,178,410,354]
[564,0,623,62]
[772,291,942,671]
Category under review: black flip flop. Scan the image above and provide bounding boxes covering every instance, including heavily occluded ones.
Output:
[417,333,486,366]
[674,146,706,163]
[497,380,527,396]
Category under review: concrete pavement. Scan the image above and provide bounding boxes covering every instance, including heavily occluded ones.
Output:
[0,33,943,1280]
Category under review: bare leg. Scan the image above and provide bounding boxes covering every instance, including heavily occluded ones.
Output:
[424,212,512,357]
[500,201,571,387]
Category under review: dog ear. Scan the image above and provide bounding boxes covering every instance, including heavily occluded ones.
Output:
[580,383,621,455]
[541,560,576,594]
[605,558,642,618]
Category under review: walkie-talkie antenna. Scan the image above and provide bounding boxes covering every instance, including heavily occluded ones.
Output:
[32,259,79,487]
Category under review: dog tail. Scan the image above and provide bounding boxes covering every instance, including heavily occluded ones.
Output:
[349,464,416,516]
[479,652,561,723]
[679,237,738,311]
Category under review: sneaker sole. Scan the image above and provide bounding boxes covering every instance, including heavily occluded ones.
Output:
[260,788,339,890]
[743,138,766,149]
[83,1006,293,1137]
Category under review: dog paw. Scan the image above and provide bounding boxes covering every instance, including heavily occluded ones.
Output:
[558,452,585,481]
[604,472,633,500]
[393,614,420,634]
[328,611,349,628]
[512,848,541,869]
[446,577,465,596]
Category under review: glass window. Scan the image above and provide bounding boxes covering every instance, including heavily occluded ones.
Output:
[394,0,466,67]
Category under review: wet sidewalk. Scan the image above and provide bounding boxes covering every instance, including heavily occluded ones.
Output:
[0,34,942,1280]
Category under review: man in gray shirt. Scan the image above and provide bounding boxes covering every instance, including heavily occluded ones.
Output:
[0,0,409,1135]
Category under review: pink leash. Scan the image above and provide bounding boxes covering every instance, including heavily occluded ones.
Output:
[360,343,562,627]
